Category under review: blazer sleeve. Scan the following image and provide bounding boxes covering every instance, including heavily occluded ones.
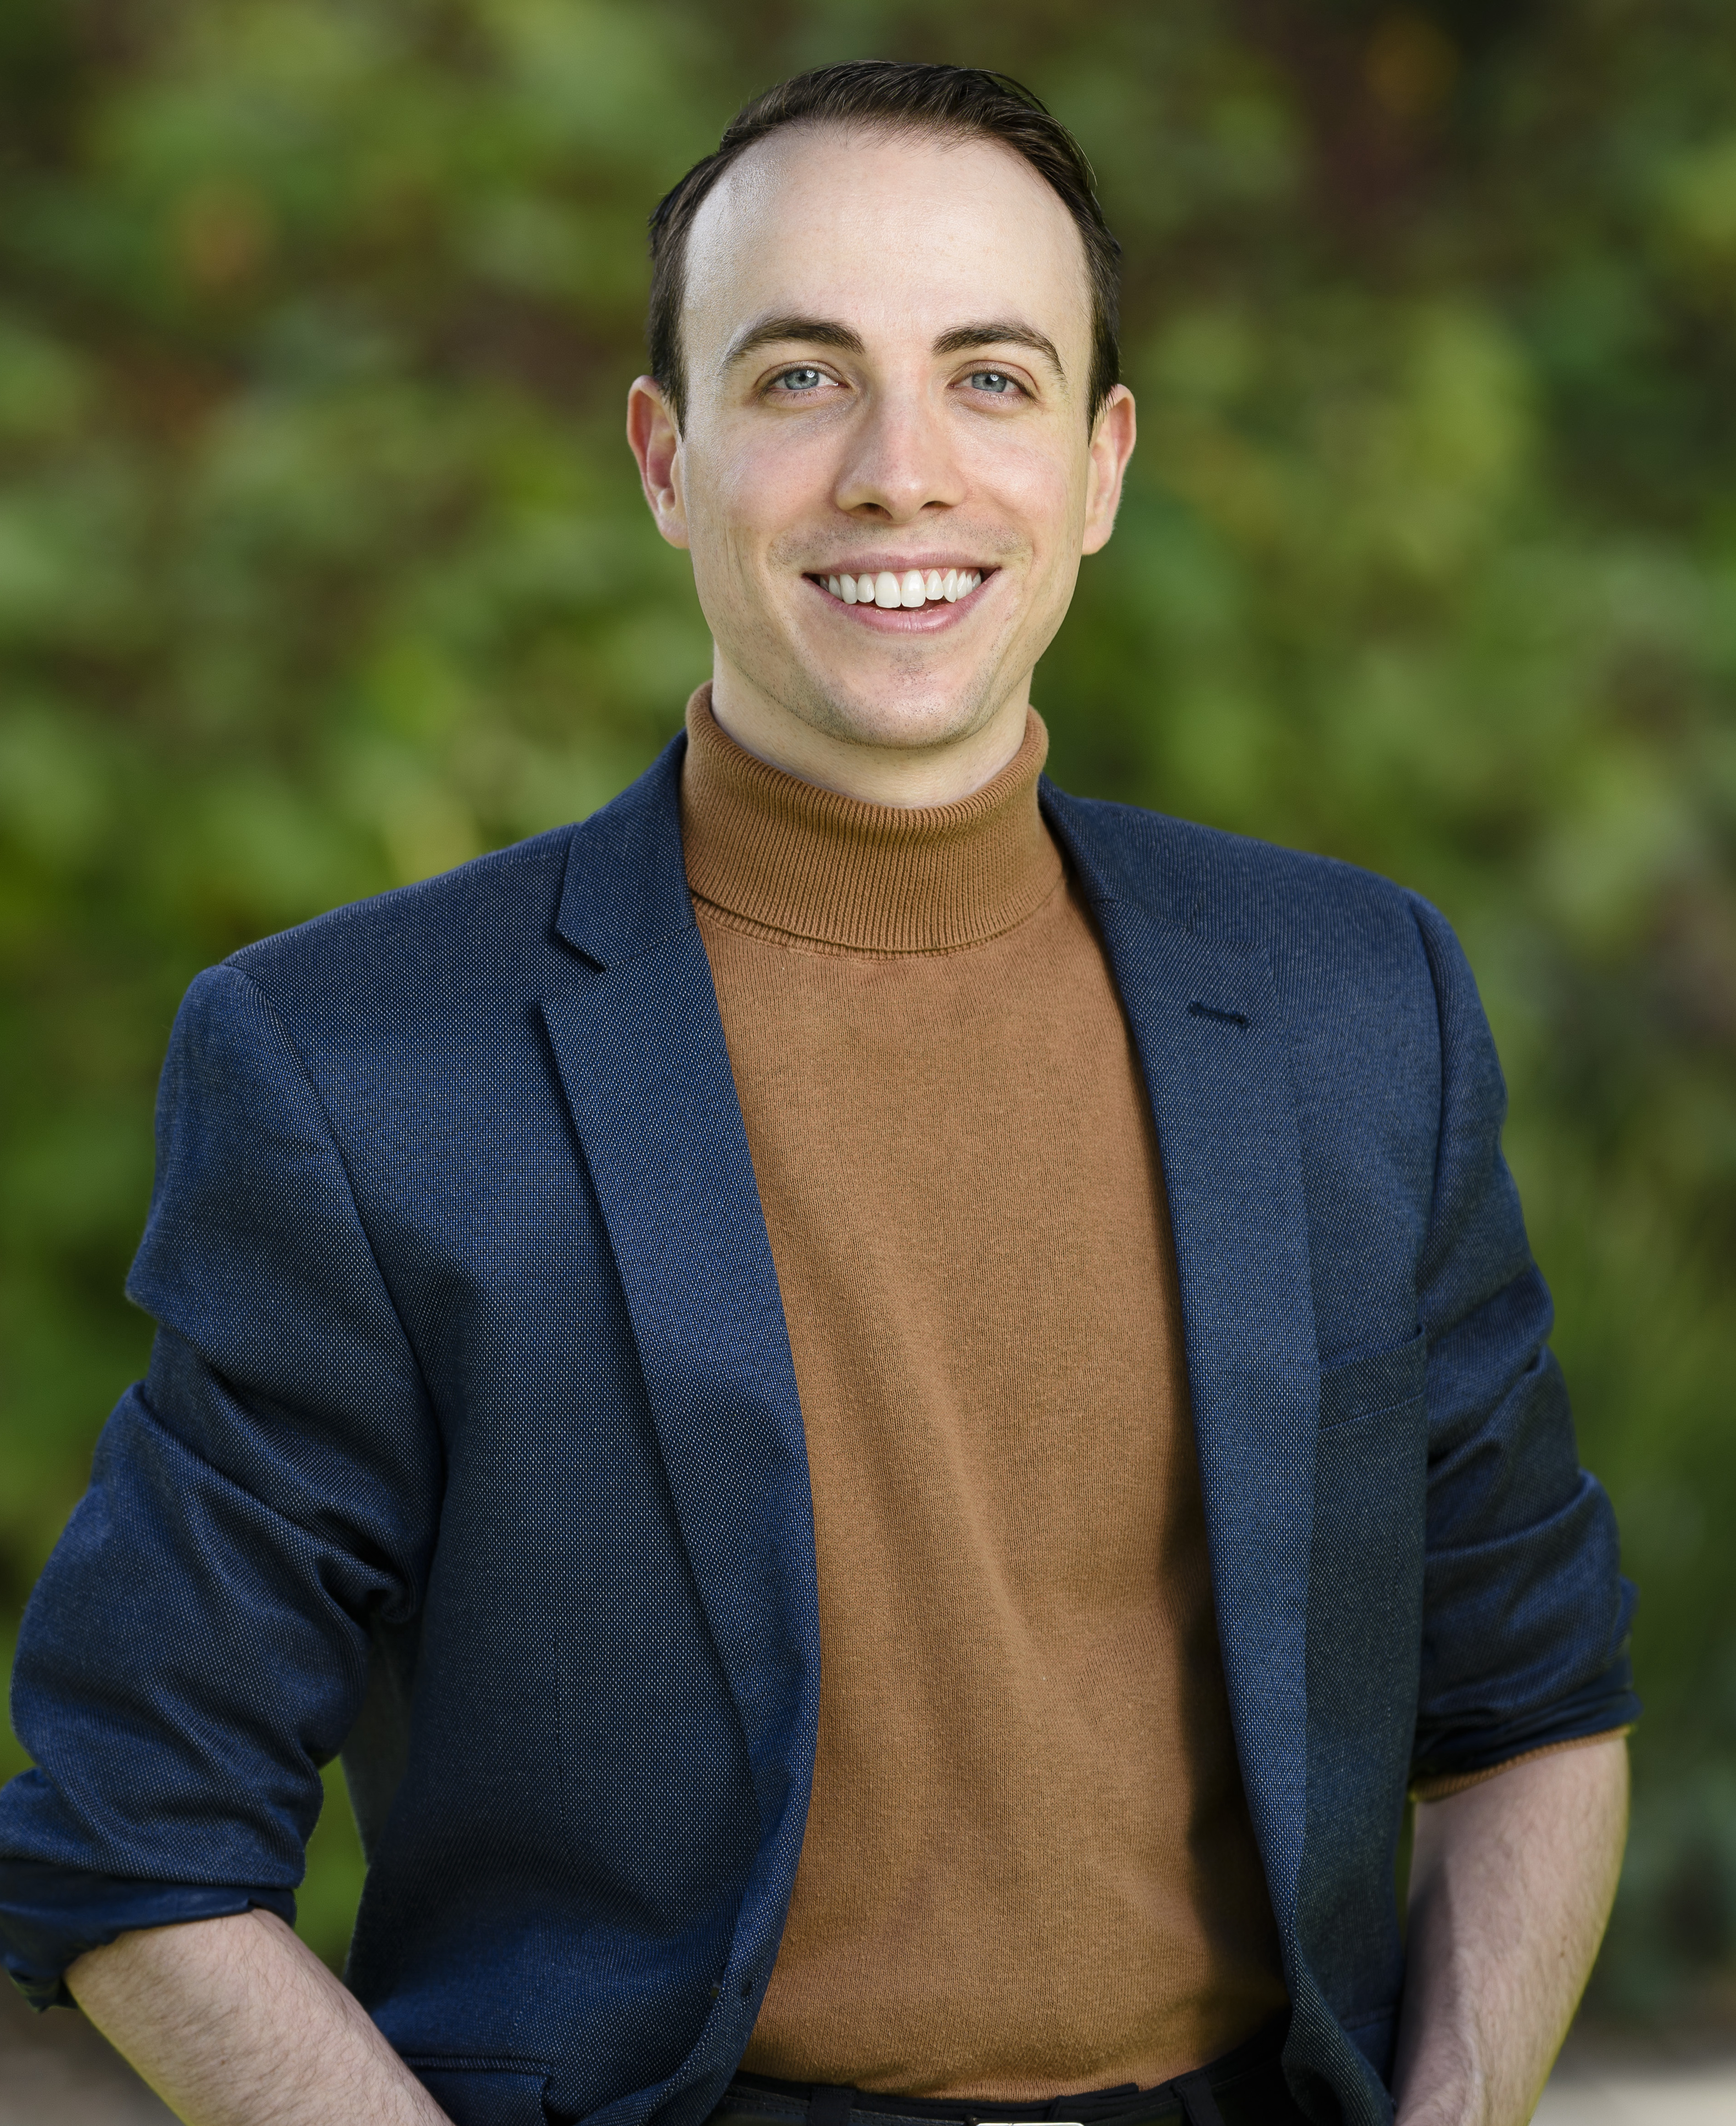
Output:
[0,963,443,2007]
[1404,894,1640,1787]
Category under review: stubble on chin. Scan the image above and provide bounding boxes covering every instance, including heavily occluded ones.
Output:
[771,644,1011,756]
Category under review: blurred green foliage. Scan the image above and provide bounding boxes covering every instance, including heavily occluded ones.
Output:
[2,0,1733,2026]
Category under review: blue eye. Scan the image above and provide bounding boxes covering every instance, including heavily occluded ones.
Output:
[969,370,1016,393]
[775,367,825,391]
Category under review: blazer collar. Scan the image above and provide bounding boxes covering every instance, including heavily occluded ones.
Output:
[553,733,695,968]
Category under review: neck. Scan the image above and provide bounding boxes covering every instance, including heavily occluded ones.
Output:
[708,654,1033,809]
[681,685,1058,954]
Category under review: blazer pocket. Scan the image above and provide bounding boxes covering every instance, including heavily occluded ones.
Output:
[1318,1327,1425,1428]
[404,2061,550,2126]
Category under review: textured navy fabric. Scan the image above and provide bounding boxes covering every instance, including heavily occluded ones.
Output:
[0,734,1636,2126]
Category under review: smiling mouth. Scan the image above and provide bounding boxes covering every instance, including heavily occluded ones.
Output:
[810,567,987,610]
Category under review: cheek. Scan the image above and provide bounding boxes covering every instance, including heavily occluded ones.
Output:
[964,433,1087,556]
[704,422,833,544]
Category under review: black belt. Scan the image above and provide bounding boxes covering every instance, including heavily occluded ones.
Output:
[709,2018,1301,2126]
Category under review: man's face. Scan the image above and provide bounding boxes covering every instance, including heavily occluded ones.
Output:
[629,124,1135,761]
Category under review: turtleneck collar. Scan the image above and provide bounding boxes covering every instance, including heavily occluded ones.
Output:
[679,685,1062,955]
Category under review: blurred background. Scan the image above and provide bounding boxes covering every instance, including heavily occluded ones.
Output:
[2,0,1733,2050]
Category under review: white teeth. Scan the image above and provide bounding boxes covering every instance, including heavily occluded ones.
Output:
[820,568,984,606]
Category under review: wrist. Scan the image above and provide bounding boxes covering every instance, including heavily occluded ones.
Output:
[1393,2040,1490,2126]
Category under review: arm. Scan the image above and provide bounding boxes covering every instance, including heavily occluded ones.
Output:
[0,966,441,2004]
[1393,1735,1628,2126]
[67,1910,451,2126]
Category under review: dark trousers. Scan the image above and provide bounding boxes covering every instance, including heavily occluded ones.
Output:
[709,2020,1310,2126]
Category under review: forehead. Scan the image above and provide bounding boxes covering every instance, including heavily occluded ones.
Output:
[681,124,1092,372]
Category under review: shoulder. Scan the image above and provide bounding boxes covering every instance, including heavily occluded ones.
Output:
[1043,786,1438,1005]
[223,734,690,1024]
[221,823,579,1030]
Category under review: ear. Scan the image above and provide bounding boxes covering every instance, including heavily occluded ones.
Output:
[1080,384,1137,556]
[627,376,689,550]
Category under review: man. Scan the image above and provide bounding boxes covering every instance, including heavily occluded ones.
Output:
[0,61,1635,2126]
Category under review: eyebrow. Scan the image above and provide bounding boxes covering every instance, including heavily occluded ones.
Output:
[722,315,867,369]
[721,313,1068,386]
[932,321,1066,383]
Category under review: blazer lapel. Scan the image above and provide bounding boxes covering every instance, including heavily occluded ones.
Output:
[537,738,820,1845]
[1044,787,1320,1930]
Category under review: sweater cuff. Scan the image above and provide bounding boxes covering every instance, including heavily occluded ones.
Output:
[0,1861,296,2009]
[1409,1726,1630,1804]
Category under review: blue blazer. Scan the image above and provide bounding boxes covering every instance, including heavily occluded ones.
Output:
[0,735,1636,2126]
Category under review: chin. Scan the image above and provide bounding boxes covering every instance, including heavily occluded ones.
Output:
[793,663,1006,755]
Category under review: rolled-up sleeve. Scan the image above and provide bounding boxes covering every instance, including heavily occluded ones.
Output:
[1,964,442,2006]
[1403,894,1639,1790]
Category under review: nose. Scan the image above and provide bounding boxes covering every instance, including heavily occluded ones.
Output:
[833,382,965,523]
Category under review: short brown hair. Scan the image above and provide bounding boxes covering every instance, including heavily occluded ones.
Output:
[646,61,1122,428]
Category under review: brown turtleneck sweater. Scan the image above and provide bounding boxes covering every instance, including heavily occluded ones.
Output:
[681,689,1286,2100]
